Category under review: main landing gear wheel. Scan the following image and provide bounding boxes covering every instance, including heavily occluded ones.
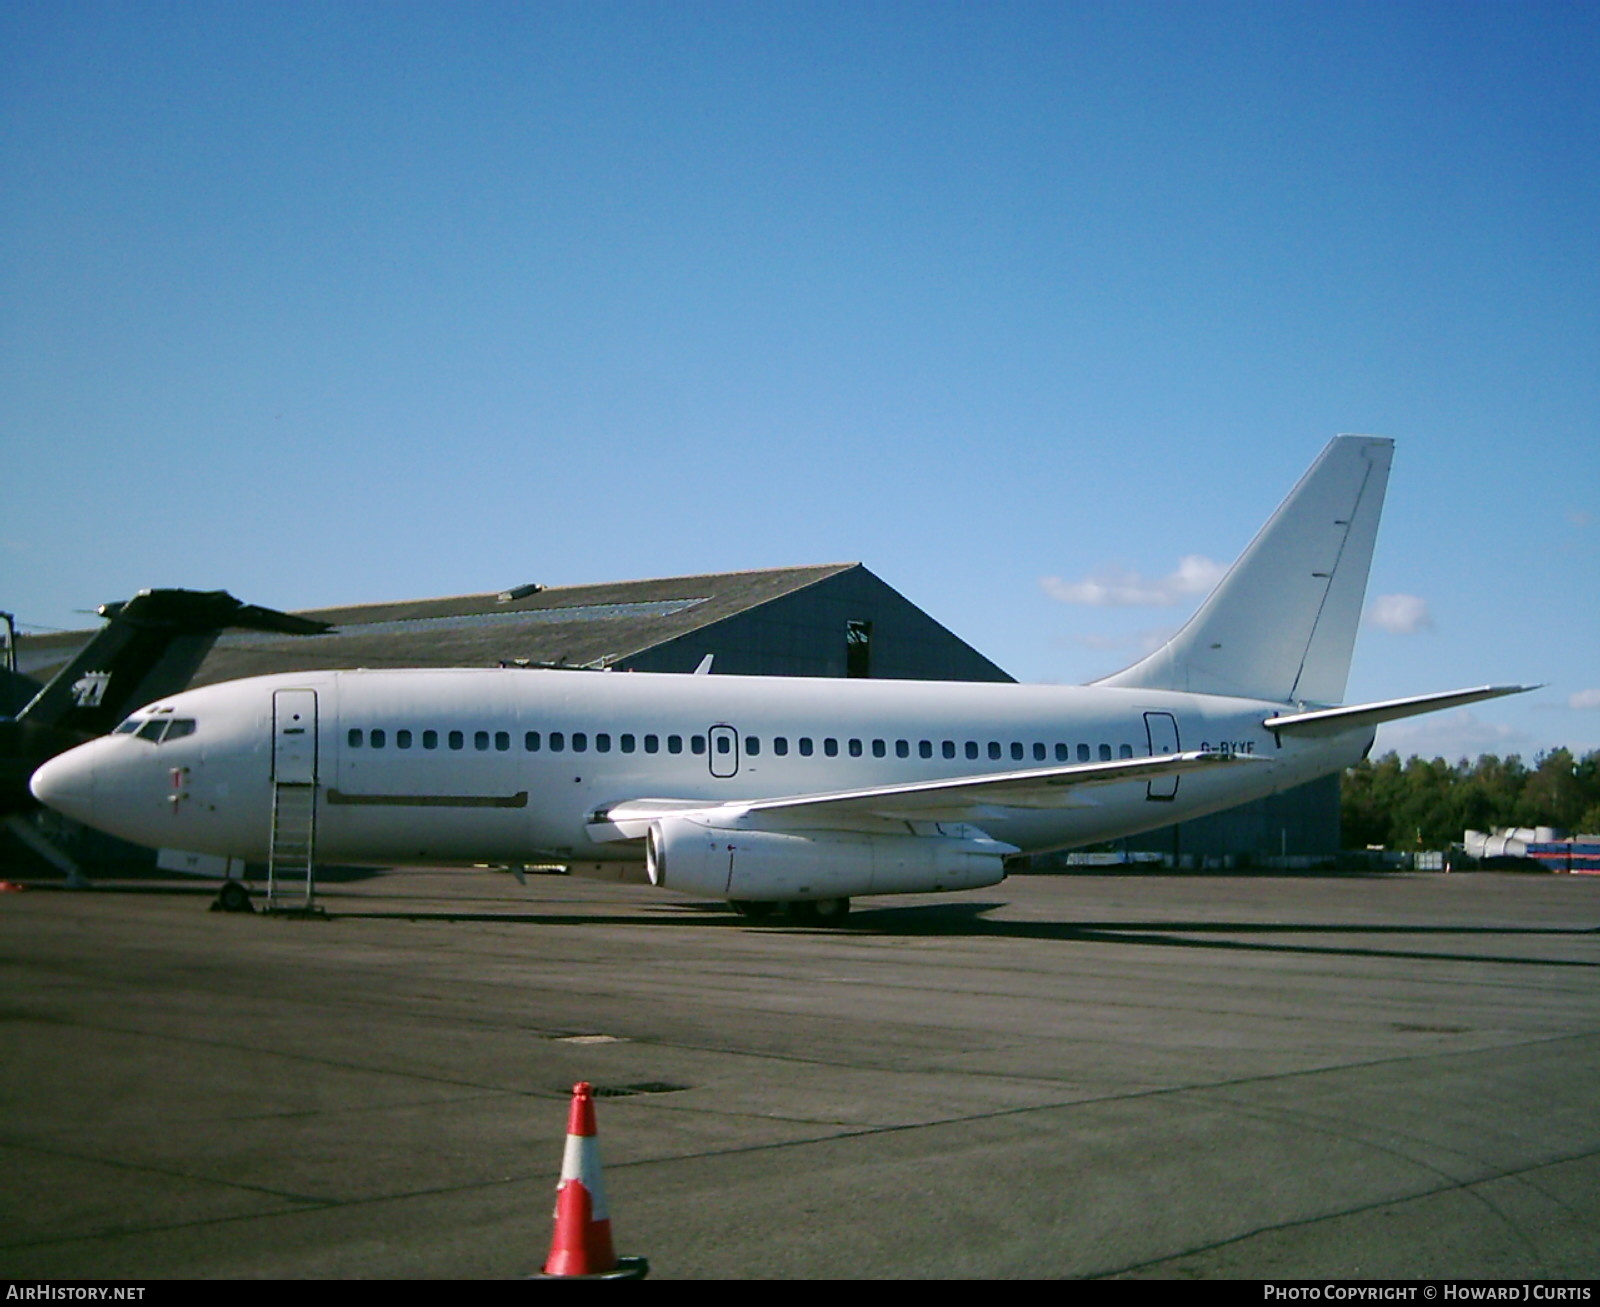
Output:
[786,897,850,925]
[213,880,254,914]
[728,900,778,922]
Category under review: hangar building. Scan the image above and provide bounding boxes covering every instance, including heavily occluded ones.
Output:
[181,562,1012,687]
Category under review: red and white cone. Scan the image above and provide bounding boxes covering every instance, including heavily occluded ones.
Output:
[539,1082,648,1279]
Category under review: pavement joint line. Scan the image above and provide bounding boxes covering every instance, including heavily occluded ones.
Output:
[9,1011,1597,1138]
[1172,1090,1578,1265]
[592,1030,1600,1173]
[15,1099,1597,1263]
[1095,1140,1600,1280]
[0,1136,336,1210]
[592,1023,1600,1106]
[0,1010,609,1099]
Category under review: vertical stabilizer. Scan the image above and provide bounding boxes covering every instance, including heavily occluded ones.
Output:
[1094,435,1392,705]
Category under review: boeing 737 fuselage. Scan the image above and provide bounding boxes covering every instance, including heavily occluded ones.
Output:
[29,437,1531,921]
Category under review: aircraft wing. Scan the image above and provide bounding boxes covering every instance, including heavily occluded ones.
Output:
[587,749,1257,841]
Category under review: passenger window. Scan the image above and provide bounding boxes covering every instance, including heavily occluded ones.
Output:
[474,730,489,751]
[620,734,636,753]
[1120,743,1134,758]
[799,737,814,757]
[965,741,979,760]
[1033,742,1045,761]
[715,735,731,755]
[348,729,363,748]
[449,731,464,750]
[371,729,386,749]
[525,731,541,752]
[848,738,862,757]
[596,733,611,753]
[1099,744,1112,761]
[918,740,931,759]
[550,731,565,752]
[495,731,510,752]
[824,738,839,758]
[1078,744,1090,762]
[668,735,683,754]
[397,729,412,749]
[644,734,660,753]
[1055,743,1068,762]
[424,730,438,750]
[746,737,760,756]
[773,737,788,756]
[690,735,705,755]
[988,742,1001,760]
[894,740,908,759]
[943,740,956,759]
[572,732,588,753]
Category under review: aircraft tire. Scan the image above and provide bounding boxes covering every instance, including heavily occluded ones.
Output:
[812,896,850,923]
[787,897,850,925]
[728,899,777,922]
[216,880,254,914]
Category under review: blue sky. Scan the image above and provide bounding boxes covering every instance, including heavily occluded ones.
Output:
[4,2,1596,761]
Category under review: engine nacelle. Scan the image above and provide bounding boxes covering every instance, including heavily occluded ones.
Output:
[645,815,1011,902]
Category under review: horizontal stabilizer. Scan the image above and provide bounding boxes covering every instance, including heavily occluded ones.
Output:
[1262,685,1537,738]
[588,749,1259,841]
[97,589,332,636]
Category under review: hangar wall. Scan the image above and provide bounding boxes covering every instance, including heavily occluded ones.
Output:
[619,565,1012,682]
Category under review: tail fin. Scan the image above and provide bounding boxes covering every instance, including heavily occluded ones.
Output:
[17,589,330,736]
[1094,435,1393,706]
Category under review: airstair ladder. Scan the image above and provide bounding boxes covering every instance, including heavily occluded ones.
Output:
[267,782,318,912]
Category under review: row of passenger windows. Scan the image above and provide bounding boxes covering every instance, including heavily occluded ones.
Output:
[346,727,1134,762]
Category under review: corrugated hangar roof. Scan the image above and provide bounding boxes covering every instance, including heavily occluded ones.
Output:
[187,562,863,686]
[14,561,1014,689]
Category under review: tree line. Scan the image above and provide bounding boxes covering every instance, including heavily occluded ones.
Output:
[1341,749,1600,850]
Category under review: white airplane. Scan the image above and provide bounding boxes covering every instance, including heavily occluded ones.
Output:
[30,437,1529,922]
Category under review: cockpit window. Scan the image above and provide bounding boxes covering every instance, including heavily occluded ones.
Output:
[114,718,142,734]
[133,717,196,743]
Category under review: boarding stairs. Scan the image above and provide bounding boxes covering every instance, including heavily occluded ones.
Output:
[266,782,319,913]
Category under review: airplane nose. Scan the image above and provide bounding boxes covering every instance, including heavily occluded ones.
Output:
[30,750,96,823]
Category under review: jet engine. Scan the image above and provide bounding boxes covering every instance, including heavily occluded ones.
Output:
[644,814,1012,902]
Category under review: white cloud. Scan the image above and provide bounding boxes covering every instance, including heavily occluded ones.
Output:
[1368,593,1433,634]
[1066,627,1176,655]
[1040,554,1224,607]
[1571,689,1600,710]
[1374,709,1531,762]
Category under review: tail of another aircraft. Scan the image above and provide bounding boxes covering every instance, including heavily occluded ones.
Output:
[1094,435,1393,706]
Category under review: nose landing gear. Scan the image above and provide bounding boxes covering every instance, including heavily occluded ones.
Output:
[211,879,255,913]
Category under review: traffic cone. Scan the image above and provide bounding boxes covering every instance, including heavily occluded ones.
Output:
[539,1082,648,1279]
